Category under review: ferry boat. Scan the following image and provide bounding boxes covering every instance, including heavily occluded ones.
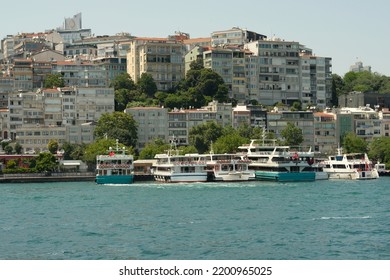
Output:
[322,148,379,180]
[200,153,255,182]
[152,141,208,183]
[237,140,315,182]
[95,140,134,184]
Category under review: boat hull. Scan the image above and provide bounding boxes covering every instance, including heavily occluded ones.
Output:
[213,171,255,182]
[326,170,379,180]
[95,175,134,184]
[254,171,315,182]
[153,173,208,183]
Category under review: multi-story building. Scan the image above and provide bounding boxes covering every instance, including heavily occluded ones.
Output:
[125,106,169,150]
[339,91,390,109]
[52,60,108,87]
[13,59,33,91]
[245,39,301,106]
[8,87,114,152]
[126,37,186,91]
[350,61,371,73]
[300,55,332,109]
[313,112,337,153]
[267,110,315,149]
[211,27,267,47]
[379,108,390,137]
[336,106,381,143]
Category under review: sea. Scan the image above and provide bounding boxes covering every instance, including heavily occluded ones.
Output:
[0,178,389,260]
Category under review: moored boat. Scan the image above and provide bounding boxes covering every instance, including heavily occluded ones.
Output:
[200,153,255,182]
[152,139,207,183]
[95,140,134,184]
[238,140,316,182]
[322,148,379,180]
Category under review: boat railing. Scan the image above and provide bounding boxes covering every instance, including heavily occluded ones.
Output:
[97,164,133,169]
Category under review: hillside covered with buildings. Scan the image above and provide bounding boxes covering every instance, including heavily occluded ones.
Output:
[1,13,390,156]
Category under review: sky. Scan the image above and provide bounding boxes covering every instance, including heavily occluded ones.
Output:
[1,0,389,76]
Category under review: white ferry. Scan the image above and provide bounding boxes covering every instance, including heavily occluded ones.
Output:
[322,148,379,180]
[200,153,255,182]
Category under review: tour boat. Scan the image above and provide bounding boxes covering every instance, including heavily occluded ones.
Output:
[237,140,316,182]
[152,141,208,183]
[95,140,134,184]
[322,148,379,180]
[200,153,255,182]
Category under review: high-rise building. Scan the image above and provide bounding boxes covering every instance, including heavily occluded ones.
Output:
[126,37,186,91]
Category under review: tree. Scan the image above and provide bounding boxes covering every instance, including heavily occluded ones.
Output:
[138,138,170,159]
[4,145,13,154]
[48,139,59,154]
[213,133,247,154]
[368,137,390,166]
[35,152,58,173]
[14,142,23,154]
[342,132,368,153]
[44,73,65,88]
[188,121,224,154]
[189,58,204,70]
[94,112,138,147]
[331,74,344,106]
[110,72,136,91]
[280,122,304,146]
[137,73,157,98]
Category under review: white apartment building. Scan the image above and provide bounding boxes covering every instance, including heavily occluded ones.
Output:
[313,112,337,153]
[125,106,169,150]
[379,109,390,137]
[126,37,186,91]
[300,55,332,109]
[9,87,114,152]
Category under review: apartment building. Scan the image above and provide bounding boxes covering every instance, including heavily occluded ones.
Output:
[379,109,390,137]
[267,111,315,149]
[300,55,332,109]
[52,60,108,87]
[313,112,337,153]
[211,27,266,47]
[126,37,186,91]
[125,106,169,150]
[336,106,381,143]
[8,87,114,152]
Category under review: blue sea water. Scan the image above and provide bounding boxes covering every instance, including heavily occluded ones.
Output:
[0,178,389,260]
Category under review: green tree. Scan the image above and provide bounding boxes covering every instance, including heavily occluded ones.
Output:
[188,121,224,154]
[35,152,58,173]
[14,142,23,154]
[48,139,59,154]
[44,73,65,88]
[138,138,170,159]
[368,137,390,166]
[342,132,368,153]
[110,72,136,91]
[189,58,204,70]
[280,122,304,146]
[94,112,138,147]
[137,73,157,98]
[213,133,247,154]
[331,74,344,106]
[4,145,13,154]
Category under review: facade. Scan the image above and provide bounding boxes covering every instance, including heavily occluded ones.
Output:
[313,112,337,153]
[379,109,390,137]
[300,55,332,109]
[125,106,169,150]
[126,37,186,91]
[336,106,381,144]
[339,91,390,109]
[52,60,108,87]
[8,87,114,152]
[350,61,371,73]
[267,111,315,149]
[211,27,267,47]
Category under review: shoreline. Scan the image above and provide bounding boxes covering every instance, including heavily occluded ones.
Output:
[0,173,154,183]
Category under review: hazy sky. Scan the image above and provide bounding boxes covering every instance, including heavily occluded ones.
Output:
[1,0,389,76]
